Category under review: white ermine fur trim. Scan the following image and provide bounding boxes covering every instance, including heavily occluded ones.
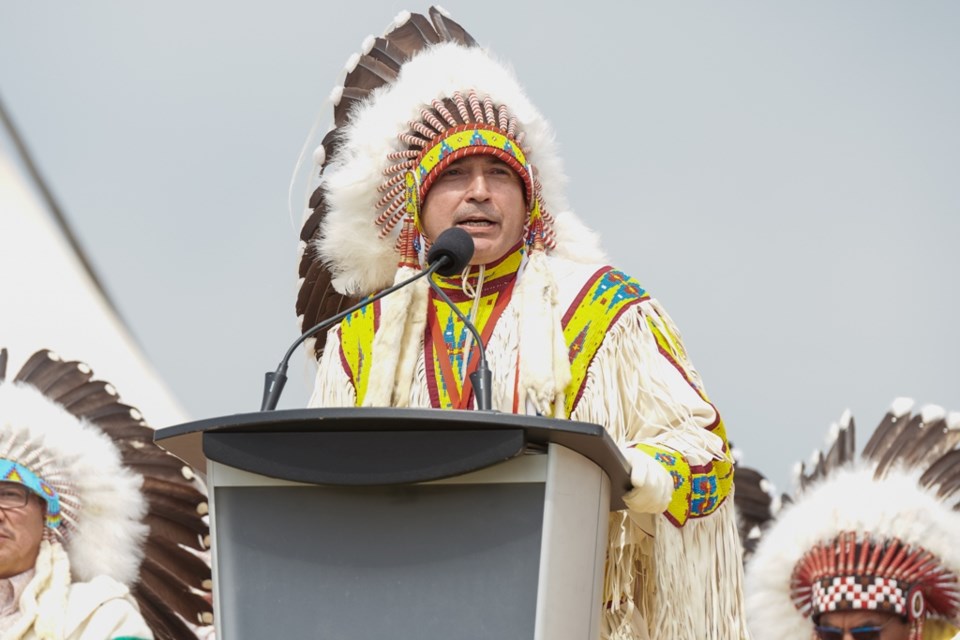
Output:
[0,383,148,586]
[360,266,430,408]
[390,276,429,407]
[362,266,417,407]
[745,465,960,640]
[517,251,569,416]
[309,328,357,408]
[317,43,604,297]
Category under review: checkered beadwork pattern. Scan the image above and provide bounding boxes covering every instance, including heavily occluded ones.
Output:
[812,576,906,616]
[790,531,960,623]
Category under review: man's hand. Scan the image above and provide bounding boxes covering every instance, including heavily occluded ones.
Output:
[622,447,674,514]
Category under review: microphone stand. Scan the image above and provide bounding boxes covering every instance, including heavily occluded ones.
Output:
[260,258,448,411]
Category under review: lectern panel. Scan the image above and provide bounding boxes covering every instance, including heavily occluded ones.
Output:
[215,483,545,639]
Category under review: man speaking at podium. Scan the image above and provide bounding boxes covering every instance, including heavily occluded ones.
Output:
[296,8,748,639]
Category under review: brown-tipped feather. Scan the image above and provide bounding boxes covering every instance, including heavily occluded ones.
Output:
[144,514,207,552]
[873,412,925,479]
[120,447,197,482]
[78,400,142,423]
[345,55,398,91]
[407,13,443,45]
[319,128,344,167]
[55,380,121,415]
[142,476,207,509]
[799,451,825,491]
[300,188,326,220]
[138,561,213,627]
[903,416,960,471]
[733,469,775,527]
[822,420,856,474]
[732,465,777,560]
[132,585,206,640]
[0,348,7,382]
[383,13,438,59]
[862,407,911,461]
[298,254,357,358]
[14,351,74,391]
[428,7,478,47]
[144,497,208,534]
[11,349,56,383]
[297,258,325,316]
[366,37,407,71]
[919,449,960,498]
[144,538,211,593]
[33,362,93,399]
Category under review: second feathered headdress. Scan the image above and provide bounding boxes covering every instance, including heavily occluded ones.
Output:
[738,400,960,640]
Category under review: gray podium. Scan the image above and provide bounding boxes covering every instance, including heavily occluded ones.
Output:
[155,408,630,640]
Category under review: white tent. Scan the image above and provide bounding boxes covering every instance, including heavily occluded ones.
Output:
[0,106,187,428]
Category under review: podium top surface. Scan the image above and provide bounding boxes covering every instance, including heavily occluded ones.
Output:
[155,407,630,506]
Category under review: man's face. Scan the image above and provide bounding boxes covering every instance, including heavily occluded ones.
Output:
[816,610,910,640]
[0,485,45,579]
[420,155,527,266]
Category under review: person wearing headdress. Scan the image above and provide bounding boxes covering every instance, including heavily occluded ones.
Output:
[297,8,748,639]
[737,399,960,640]
[0,349,213,640]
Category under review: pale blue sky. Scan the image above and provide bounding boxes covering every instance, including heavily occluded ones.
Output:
[2,1,958,490]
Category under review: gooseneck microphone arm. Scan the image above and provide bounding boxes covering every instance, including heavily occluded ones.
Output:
[260,259,447,411]
[261,227,477,412]
[426,280,492,411]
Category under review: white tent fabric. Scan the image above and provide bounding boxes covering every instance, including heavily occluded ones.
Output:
[0,129,187,428]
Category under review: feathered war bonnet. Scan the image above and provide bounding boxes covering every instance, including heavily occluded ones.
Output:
[0,350,147,586]
[296,7,604,363]
[742,400,960,640]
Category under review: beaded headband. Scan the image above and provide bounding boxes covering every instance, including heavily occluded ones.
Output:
[0,459,62,529]
[791,531,960,623]
[376,90,554,262]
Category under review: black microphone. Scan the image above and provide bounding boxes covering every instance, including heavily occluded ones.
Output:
[260,228,475,411]
[423,228,493,412]
[426,226,475,276]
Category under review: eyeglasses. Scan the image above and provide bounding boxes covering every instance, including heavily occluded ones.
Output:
[814,621,891,640]
[0,483,31,510]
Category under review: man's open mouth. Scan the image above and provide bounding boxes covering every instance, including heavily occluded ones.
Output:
[457,218,495,227]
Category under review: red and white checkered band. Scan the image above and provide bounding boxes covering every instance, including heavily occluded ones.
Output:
[811,576,907,617]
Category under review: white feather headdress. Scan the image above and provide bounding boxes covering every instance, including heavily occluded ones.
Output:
[741,401,960,640]
[296,7,604,349]
[0,380,147,585]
